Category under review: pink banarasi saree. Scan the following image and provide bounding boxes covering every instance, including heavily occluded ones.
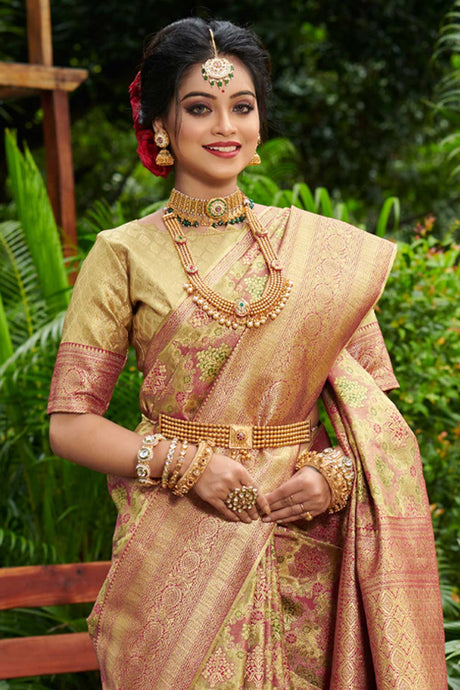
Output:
[48,206,447,689]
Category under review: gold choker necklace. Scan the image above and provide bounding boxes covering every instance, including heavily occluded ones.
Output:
[163,189,293,330]
[166,188,247,228]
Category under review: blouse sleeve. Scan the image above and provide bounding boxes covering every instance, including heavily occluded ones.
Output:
[345,308,399,392]
[47,232,133,415]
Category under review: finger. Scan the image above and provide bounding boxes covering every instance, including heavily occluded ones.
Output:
[269,491,304,512]
[256,491,271,516]
[262,503,310,523]
[225,504,253,524]
[217,502,241,522]
[265,476,306,505]
[237,509,253,524]
[277,511,315,524]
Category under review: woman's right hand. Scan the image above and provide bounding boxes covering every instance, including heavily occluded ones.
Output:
[192,452,271,524]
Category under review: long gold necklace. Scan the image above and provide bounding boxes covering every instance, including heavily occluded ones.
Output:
[163,188,293,330]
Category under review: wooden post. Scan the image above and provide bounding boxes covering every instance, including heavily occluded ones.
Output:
[26,0,78,264]
[0,0,87,278]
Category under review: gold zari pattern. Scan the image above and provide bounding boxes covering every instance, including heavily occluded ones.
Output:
[47,205,446,688]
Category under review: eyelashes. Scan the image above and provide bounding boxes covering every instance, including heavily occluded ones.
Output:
[185,103,255,116]
[234,103,255,114]
[185,104,210,116]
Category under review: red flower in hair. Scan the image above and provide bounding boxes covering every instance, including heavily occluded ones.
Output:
[129,72,172,178]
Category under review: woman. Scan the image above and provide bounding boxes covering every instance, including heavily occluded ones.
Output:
[48,17,446,689]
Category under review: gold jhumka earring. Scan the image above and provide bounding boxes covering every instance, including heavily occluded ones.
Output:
[154,130,174,166]
[248,136,262,166]
[201,29,234,91]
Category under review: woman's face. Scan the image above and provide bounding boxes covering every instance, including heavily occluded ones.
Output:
[156,56,260,197]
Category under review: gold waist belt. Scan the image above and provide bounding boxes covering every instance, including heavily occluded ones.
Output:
[157,413,312,450]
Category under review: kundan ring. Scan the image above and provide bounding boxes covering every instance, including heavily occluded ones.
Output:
[225,485,258,513]
[304,511,313,521]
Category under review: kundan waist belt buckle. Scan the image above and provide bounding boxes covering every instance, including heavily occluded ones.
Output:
[157,413,312,449]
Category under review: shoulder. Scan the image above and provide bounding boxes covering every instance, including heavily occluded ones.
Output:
[89,217,168,258]
[96,218,156,246]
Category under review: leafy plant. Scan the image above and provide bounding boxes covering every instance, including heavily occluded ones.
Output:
[433,0,460,179]
[378,214,460,580]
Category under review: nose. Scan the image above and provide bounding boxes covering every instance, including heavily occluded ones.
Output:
[212,108,236,136]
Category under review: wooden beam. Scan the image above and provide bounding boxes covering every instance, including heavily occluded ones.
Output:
[0,632,99,678]
[27,0,53,66]
[0,562,111,610]
[0,63,88,92]
[0,86,40,100]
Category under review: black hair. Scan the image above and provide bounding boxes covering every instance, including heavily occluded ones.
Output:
[139,17,271,140]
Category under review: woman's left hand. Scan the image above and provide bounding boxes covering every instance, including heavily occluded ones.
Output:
[261,466,331,523]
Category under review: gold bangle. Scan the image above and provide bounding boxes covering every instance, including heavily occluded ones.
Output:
[135,433,166,486]
[161,437,179,488]
[172,439,214,496]
[295,447,354,513]
[168,439,189,490]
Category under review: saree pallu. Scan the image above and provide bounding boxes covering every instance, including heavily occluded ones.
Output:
[48,207,447,689]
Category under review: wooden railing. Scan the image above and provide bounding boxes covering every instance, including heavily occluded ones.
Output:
[0,562,110,679]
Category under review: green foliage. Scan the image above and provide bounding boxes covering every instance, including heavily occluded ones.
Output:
[240,155,400,234]
[378,215,460,582]
[433,0,460,181]
[4,131,70,315]
[2,1,458,226]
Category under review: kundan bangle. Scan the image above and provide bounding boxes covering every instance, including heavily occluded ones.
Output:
[135,433,166,486]
[172,439,214,496]
[161,437,179,488]
[295,447,354,513]
[168,439,189,490]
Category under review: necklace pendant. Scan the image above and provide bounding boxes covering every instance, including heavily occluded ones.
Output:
[206,197,227,219]
[234,298,250,317]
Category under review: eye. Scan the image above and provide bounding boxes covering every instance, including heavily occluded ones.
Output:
[185,103,211,116]
[233,102,255,114]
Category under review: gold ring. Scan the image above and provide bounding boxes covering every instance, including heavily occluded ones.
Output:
[299,502,305,512]
[304,511,313,521]
[225,485,258,513]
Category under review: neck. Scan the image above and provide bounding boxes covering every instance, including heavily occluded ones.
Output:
[172,171,240,200]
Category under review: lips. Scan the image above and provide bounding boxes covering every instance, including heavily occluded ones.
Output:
[203,141,241,156]
[205,145,239,152]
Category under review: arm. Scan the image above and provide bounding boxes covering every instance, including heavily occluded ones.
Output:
[50,412,270,522]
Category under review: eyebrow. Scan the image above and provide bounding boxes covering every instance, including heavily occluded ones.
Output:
[180,90,256,102]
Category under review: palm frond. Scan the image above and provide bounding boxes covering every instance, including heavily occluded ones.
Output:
[0,220,49,346]
[0,527,57,563]
[0,290,13,364]
[4,130,70,315]
[433,0,460,178]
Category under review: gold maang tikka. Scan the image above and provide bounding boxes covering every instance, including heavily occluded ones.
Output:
[202,29,234,90]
